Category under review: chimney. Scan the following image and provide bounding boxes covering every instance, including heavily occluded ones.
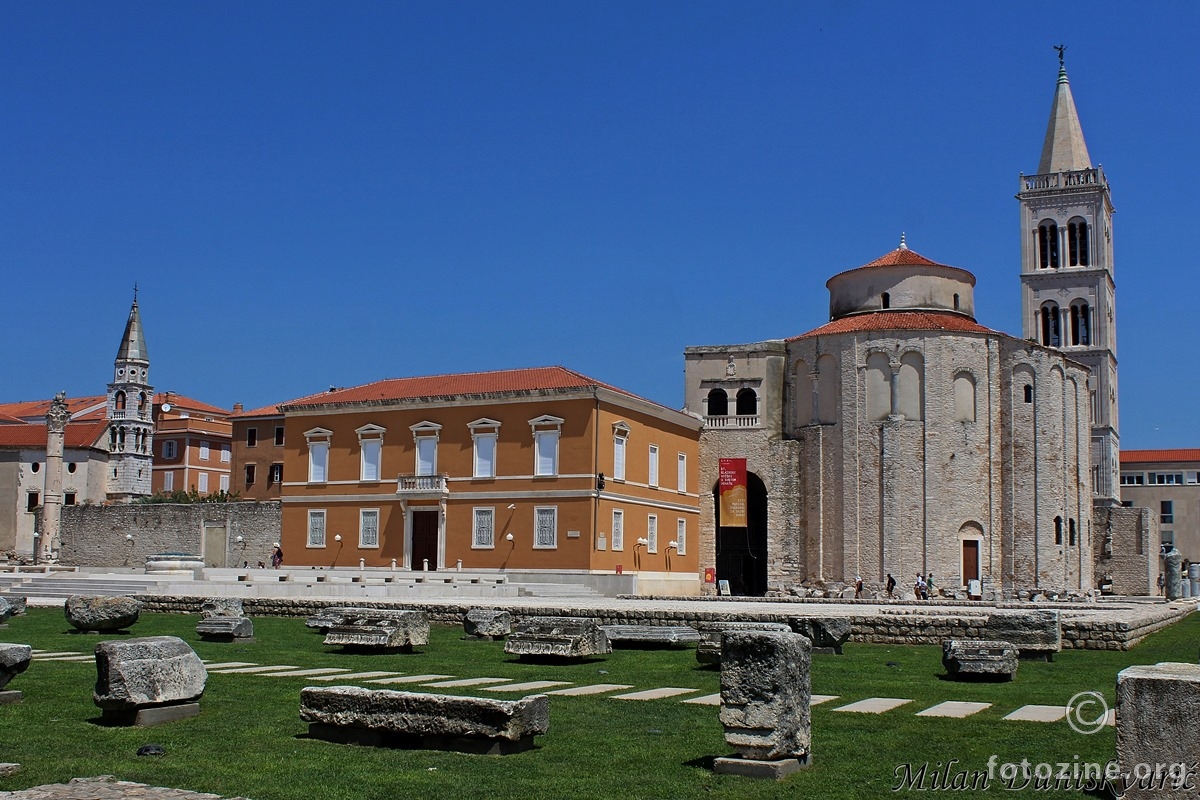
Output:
[233,402,244,413]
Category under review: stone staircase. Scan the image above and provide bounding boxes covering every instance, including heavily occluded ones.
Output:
[0,572,176,601]
[515,582,606,599]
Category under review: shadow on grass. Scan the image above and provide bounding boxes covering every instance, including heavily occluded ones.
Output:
[933,672,1013,683]
[502,656,607,666]
[683,754,717,771]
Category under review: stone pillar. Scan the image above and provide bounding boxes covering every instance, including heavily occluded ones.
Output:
[1165,548,1183,600]
[1116,662,1200,799]
[41,391,69,561]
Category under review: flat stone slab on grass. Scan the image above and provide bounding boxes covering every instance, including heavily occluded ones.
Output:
[1003,704,1066,722]
[422,677,512,688]
[0,776,245,799]
[810,695,840,706]
[195,616,254,642]
[308,671,402,682]
[916,701,992,718]
[833,697,913,714]
[942,639,1018,680]
[207,665,299,674]
[32,654,94,662]
[479,681,572,693]
[262,668,350,678]
[366,674,453,685]
[199,662,258,670]
[713,756,808,781]
[611,687,698,701]
[504,616,611,660]
[600,625,700,646]
[546,684,633,696]
[682,693,722,706]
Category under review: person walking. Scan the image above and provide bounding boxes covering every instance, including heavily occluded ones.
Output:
[271,543,284,569]
[854,575,864,599]
[926,573,935,599]
[915,573,927,600]
[885,573,896,597]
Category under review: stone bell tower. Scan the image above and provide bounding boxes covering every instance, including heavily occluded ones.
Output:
[1018,48,1120,507]
[106,290,155,501]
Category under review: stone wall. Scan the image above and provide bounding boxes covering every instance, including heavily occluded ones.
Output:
[1094,504,1156,596]
[55,501,281,568]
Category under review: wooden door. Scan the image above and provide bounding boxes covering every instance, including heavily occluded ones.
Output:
[962,540,980,584]
[411,510,439,571]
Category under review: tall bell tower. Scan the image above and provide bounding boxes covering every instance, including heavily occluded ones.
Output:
[106,290,155,501]
[1018,48,1119,506]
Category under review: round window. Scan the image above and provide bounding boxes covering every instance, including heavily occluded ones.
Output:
[31,462,40,473]
[67,463,77,474]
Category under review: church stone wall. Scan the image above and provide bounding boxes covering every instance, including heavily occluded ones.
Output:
[1094,504,1156,596]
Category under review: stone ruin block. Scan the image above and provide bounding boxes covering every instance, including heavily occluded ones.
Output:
[696,621,791,666]
[1165,549,1184,600]
[600,625,700,647]
[4,597,26,617]
[306,606,349,632]
[463,609,513,639]
[941,640,1018,681]
[196,616,254,642]
[1117,662,1200,799]
[323,609,429,652]
[0,599,14,626]
[788,617,852,654]
[503,617,610,660]
[0,643,32,703]
[716,630,811,779]
[300,685,550,754]
[65,595,141,633]
[982,610,1060,660]
[93,636,207,726]
[200,597,244,619]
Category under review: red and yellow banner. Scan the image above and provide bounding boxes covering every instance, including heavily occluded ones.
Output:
[718,458,747,528]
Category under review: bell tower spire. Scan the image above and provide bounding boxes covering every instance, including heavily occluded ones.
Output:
[106,290,155,501]
[1018,50,1120,506]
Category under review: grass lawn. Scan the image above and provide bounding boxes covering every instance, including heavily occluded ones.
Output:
[0,608,1195,799]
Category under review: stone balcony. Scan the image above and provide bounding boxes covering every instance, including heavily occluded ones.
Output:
[704,414,760,429]
[396,473,449,498]
[1019,167,1106,193]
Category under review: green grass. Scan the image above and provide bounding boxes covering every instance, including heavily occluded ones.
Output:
[1,609,1195,799]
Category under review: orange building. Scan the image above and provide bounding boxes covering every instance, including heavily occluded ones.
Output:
[151,393,234,496]
[276,367,703,594]
[228,403,287,501]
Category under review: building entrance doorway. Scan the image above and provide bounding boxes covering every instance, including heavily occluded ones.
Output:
[411,510,439,571]
[713,472,768,596]
[962,539,980,584]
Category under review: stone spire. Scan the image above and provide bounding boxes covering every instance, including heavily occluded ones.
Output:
[116,292,149,363]
[1037,49,1092,174]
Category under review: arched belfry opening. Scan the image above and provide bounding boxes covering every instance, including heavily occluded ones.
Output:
[713,472,768,596]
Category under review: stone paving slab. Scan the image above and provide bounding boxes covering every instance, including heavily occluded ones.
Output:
[305,671,402,682]
[811,694,840,706]
[0,775,251,799]
[207,665,299,674]
[916,701,992,718]
[833,697,913,714]
[1003,704,1066,722]
[260,668,349,678]
[31,655,94,662]
[198,662,258,670]
[421,677,511,688]
[30,652,84,659]
[478,680,572,692]
[681,692,721,706]
[546,683,633,696]
[365,674,453,685]
[611,687,698,701]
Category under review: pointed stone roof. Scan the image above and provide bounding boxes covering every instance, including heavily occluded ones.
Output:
[1038,63,1092,173]
[116,299,149,363]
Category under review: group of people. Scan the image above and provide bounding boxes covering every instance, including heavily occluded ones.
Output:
[914,572,935,600]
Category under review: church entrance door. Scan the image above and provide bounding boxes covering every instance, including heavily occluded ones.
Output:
[713,471,768,596]
[962,540,980,584]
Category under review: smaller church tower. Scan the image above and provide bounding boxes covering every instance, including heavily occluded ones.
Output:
[1018,49,1120,506]
[106,291,155,501]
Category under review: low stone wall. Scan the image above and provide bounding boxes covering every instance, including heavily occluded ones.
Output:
[135,595,1195,651]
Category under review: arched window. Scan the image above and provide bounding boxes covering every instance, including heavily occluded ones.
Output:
[117,426,126,448]
[1040,302,1061,347]
[1069,302,1091,346]
[1024,384,1034,404]
[114,391,126,411]
[953,293,960,311]
[735,388,758,417]
[881,292,890,309]
[1069,518,1077,547]
[1054,515,1063,545]
[1038,220,1059,268]
[137,392,147,413]
[1067,218,1089,266]
[953,372,976,422]
[706,388,728,417]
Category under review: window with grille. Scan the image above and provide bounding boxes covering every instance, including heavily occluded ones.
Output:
[308,510,326,547]
[612,509,624,551]
[360,509,380,548]
[534,506,557,549]
[473,508,495,549]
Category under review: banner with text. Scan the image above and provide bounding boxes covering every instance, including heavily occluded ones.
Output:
[718,458,748,528]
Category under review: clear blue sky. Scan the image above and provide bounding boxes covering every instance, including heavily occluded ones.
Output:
[4,3,1196,448]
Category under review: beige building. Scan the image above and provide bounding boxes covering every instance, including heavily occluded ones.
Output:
[1119,450,1200,562]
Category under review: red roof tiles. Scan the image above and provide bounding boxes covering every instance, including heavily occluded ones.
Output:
[789,311,996,340]
[0,395,108,421]
[1120,449,1200,465]
[0,420,109,450]
[857,247,950,269]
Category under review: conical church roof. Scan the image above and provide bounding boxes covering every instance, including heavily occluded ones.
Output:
[1038,63,1092,174]
[116,299,149,363]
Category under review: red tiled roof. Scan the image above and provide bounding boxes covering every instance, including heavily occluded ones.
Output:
[229,403,283,420]
[857,246,950,269]
[1120,449,1200,465]
[284,366,645,409]
[789,311,996,339]
[154,393,231,417]
[0,395,108,421]
[0,411,27,424]
[0,420,109,450]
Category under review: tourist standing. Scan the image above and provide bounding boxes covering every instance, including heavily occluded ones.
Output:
[271,543,284,569]
[885,573,896,597]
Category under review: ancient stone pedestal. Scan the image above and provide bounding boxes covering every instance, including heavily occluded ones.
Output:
[94,636,207,727]
[600,625,700,647]
[323,609,429,652]
[196,616,254,642]
[65,595,141,632]
[716,630,811,780]
[0,643,31,702]
[941,640,1018,680]
[1117,662,1200,799]
[200,597,244,619]
[463,609,512,639]
[504,617,610,660]
[1165,549,1184,600]
[300,686,550,754]
[788,617,851,654]
[696,622,791,666]
[982,610,1060,660]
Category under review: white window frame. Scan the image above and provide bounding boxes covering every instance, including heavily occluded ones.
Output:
[647,514,658,553]
[676,518,687,555]
[410,421,442,477]
[472,507,495,549]
[356,424,386,482]
[197,472,209,493]
[677,452,687,493]
[359,508,380,549]
[612,422,630,482]
[305,428,333,483]
[469,418,501,479]
[1188,471,1200,486]
[219,474,229,493]
[529,415,564,477]
[162,440,177,459]
[612,509,624,551]
[163,471,174,491]
[220,443,231,463]
[307,509,327,548]
[199,441,210,461]
[534,506,558,549]
[268,463,283,484]
[648,445,659,488]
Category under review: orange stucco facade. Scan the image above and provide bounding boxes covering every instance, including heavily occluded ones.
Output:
[274,371,702,592]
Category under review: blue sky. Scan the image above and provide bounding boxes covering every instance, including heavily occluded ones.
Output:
[3,3,1196,448]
